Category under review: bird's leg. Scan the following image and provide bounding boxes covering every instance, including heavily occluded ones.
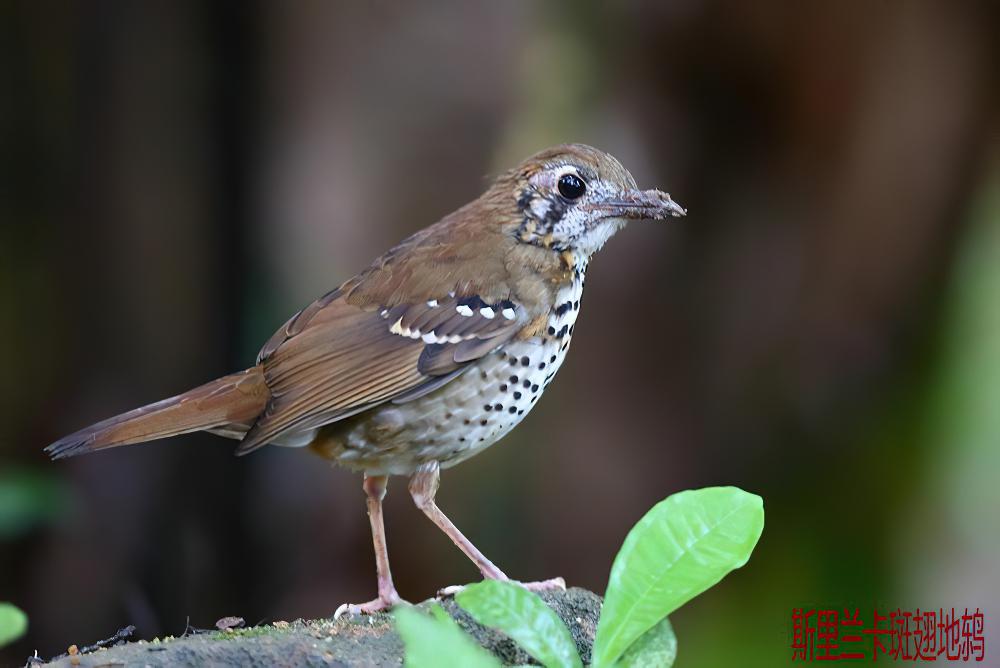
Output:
[408,461,565,595]
[334,474,404,617]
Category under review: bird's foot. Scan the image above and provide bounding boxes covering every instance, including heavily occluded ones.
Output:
[518,576,567,592]
[437,576,566,598]
[333,590,406,619]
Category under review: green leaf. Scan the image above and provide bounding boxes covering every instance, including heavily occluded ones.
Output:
[592,487,764,667]
[395,604,500,668]
[0,603,28,648]
[617,618,677,667]
[456,580,582,668]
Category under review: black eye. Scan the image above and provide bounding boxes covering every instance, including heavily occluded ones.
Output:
[557,173,586,200]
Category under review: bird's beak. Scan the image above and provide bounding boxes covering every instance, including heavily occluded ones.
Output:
[586,188,687,220]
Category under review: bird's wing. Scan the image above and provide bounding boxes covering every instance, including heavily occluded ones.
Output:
[236,289,525,454]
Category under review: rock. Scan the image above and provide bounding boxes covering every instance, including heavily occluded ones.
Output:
[41,587,602,667]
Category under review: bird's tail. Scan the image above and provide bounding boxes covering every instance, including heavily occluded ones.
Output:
[45,366,270,459]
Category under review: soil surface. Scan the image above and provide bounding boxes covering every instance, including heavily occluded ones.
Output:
[41,587,602,667]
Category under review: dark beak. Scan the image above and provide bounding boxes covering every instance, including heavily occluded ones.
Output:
[586,188,687,220]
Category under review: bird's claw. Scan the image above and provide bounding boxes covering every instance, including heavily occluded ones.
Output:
[436,584,466,598]
[436,576,566,599]
[333,593,404,619]
[519,576,567,592]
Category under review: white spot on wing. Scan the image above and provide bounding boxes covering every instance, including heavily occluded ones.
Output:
[456,305,473,317]
[501,308,515,320]
[390,317,423,340]
[480,307,495,319]
[422,331,438,344]
[427,299,438,307]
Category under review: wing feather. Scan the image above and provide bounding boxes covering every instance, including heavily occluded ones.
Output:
[236,292,525,454]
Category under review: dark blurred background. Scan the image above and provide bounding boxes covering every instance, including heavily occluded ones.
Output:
[2,1,999,665]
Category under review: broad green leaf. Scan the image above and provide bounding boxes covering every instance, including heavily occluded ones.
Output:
[617,617,677,667]
[0,603,28,648]
[592,487,764,667]
[456,580,582,668]
[395,604,500,668]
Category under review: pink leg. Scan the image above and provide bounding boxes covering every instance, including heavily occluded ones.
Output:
[335,474,404,617]
[408,461,565,594]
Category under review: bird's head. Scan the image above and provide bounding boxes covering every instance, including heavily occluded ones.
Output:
[493,143,685,258]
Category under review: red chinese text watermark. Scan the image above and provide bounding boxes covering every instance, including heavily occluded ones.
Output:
[792,607,986,661]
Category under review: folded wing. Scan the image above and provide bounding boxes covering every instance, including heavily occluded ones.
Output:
[236,290,524,454]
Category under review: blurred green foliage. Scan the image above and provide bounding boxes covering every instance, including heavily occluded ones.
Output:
[395,603,498,668]
[0,604,28,648]
[0,468,67,539]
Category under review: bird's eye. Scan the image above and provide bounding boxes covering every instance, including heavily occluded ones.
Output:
[557,173,586,200]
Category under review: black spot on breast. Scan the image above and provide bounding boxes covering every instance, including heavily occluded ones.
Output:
[556,324,569,338]
[484,404,492,411]
[500,383,508,392]
[508,406,517,414]
[518,410,524,415]
[550,355,557,363]
[480,419,488,426]
[520,356,530,366]
[522,379,531,388]
[513,391,522,400]
[531,384,539,392]
[494,403,503,411]
[555,302,572,317]
[538,362,546,370]
[547,326,556,335]
[510,375,519,384]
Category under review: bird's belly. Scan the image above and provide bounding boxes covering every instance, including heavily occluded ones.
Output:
[324,334,571,475]
[313,275,585,476]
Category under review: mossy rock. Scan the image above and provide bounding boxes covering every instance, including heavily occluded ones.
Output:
[42,587,601,667]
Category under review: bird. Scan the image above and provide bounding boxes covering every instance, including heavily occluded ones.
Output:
[45,143,686,614]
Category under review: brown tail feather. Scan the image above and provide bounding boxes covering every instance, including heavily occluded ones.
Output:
[45,367,270,459]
